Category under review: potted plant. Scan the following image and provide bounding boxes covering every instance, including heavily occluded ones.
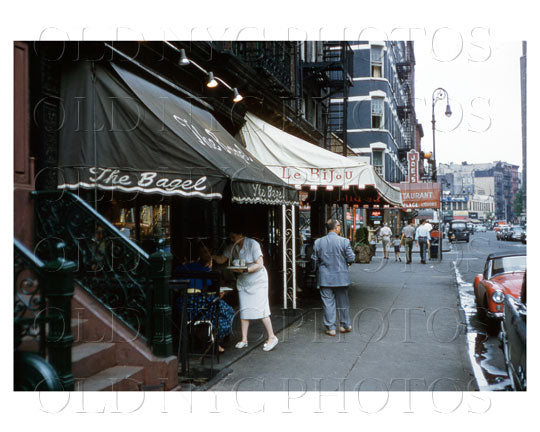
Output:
[353,226,372,263]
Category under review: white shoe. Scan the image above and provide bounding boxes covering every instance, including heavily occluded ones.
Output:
[263,337,278,351]
[235,341,248,349]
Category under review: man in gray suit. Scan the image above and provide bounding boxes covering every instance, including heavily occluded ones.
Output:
[312,219,356,336]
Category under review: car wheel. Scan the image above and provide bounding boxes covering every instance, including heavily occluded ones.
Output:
[477,296,487,320]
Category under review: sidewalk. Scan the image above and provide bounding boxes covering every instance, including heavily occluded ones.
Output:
[206,251,475,391]
[178,303,312,390]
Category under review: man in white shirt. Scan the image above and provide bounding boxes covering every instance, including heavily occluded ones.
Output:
[415,219,431,264]
[379,223,393,259]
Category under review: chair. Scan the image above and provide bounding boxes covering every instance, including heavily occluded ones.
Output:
[173,270,222,378]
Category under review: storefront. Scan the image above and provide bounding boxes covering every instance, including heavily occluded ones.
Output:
[58,61,298,307]
[239,113,403,243]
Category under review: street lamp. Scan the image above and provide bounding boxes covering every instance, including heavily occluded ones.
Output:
[431,87,452,182]
[432,87,452,261]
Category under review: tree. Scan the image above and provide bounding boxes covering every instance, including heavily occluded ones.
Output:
[514,188,523,216]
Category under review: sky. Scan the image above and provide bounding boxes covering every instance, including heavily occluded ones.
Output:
[413,34,523,168]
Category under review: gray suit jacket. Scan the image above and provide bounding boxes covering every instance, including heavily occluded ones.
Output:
[312,232,356,287]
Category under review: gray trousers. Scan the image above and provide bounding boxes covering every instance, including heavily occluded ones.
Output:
[320,286,351,330]
[418,237,428,262]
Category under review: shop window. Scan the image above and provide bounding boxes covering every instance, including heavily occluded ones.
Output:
[371,46,383,77]
[371,98,384,129]
[111,203,171,252]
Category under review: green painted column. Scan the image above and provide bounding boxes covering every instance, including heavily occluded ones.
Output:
[43,249,76,391]
[149,247,173,357]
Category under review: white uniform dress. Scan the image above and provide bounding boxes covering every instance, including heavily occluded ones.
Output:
[225,237,271,320]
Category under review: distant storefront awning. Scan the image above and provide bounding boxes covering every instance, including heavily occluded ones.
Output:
[57,62,298,206]
[239,113,402,207]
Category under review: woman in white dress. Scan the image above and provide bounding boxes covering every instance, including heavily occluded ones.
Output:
[212,230,278,351]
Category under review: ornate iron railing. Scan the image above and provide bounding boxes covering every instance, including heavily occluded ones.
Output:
[14,239,47,357]
[31,190,173,357]
[14,238,76,390]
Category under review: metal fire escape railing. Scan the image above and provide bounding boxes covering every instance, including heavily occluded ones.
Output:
[14,238,76,390]
[225,41,293,95]
[396,43,416,162]
[299,41,353,153]
[31,190,173,358]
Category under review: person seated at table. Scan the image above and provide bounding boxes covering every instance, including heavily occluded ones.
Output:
[174,244,234,353]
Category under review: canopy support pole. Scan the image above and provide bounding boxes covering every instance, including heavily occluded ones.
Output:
[291,205,297,309]
[282,204,298,310]
[282,204,287,309]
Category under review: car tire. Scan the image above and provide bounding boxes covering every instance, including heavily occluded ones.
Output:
[477,296,487,320]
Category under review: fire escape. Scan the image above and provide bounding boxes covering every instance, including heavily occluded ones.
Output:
[396,43,416,165]
[301,42,353,154]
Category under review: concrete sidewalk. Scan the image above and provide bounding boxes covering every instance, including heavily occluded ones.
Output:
[207,254,476,391]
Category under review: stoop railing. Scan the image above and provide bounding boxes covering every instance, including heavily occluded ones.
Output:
[31,190,173,358]
[14,238,76,390]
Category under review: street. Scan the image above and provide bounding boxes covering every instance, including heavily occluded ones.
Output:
[449,230,526,390]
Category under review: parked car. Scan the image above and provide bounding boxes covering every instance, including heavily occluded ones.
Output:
[497,227,510,241]
[502,228,515,241]
[500,273,526,390]
[448,220,470,243]
[474,253,526,329]
[507,226,525,242]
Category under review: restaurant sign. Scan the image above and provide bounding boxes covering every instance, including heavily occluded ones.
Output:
[394,182,441,209]
[406,150,420,183]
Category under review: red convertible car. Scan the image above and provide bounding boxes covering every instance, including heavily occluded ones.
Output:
[474,252,526,329]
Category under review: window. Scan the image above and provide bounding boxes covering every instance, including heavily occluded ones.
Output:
[371,98,384,129]
[371,46,383,77]
[372,150,384,176]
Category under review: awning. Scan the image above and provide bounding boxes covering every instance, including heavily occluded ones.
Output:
[239,113,402,206]
[57,62,298,206]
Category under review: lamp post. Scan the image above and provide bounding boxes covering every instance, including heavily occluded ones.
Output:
[431,87,452,261]
[431,88,452,182]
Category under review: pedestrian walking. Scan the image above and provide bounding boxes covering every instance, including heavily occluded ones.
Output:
[312,219,356,336]
[393,235,402,262]
[401,220,416,264]
[415,219,432,264]
[379,223,393,259]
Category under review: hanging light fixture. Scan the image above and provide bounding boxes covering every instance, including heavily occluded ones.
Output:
[233,88,243,103]
[207,72,218,88]
[178,48,190,66]
[445,103,452,117]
